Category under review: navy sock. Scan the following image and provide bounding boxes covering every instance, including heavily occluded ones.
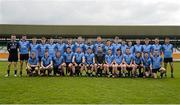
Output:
[7,69,10,75]
[14,70,17,75]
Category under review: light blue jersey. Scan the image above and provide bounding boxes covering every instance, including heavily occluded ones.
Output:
[142,44,152,54]
[151,55,162,69]
[124,54,134,65]
[84,53,95,64]
[30,43,39,57]
[114,54,123,64]
[162,44,173,58]
[112,43,121,54]
[47,43,57,58]
[53,56,64,67]
[105,54,115,65]
[41,56,52,67]
[152,44,162,54]
[121,44,128,54]
[134,44,143,53]
[19,40,30,54]
[28,57,38,65]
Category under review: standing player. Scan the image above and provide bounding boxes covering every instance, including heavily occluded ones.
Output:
[56,37,66,55]
[6,35,19,77]
[123,48,136,77]
[19,35,30,76]
[121,40,128,54]
[63,47,75,76]
[114,49,125,77]
[65,38,75,52]
[162,37,174,78]
[104,40,114,54]
[127,41,135,54]
[134,39,143,54]
[40,51,53,76]
[74,36,85,52]
[30,37,39,57]
[142,52,152,78]
[152,37,162,54]
[39,37,48,63]
[47,38,57,59]
[151,50,165,79]
[27,52,39,76]
[104,49,115,77]
[53,51,65,76]
[84,39,94,53]
[142,38,152,56]
[84,48,96,76]
[94,36,105,54]
[112,36,121,55]
[73,47,85,76]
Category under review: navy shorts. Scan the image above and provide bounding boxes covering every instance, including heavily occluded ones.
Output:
[20,54,29,61]
[164,58,173,63]
[8,54,18,62]
[152,68,160,73]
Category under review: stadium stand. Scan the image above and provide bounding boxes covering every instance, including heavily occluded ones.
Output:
[0,24,180,60]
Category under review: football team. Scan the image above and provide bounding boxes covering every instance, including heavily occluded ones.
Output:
[6,35,174,79]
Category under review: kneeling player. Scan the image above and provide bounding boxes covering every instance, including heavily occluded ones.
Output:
[133,52,143,77]
[84,48,96,76]
[151,50,165,79]
[40,51,53,76]
[114,49,125,77]
[53,51,66,76]
[104,49,115,77]
[142,52,152,78]
[73,47,85,76]
[27,52,39,76]
[123,48,136,77]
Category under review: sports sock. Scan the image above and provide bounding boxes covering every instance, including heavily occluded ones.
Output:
[14,69,17,75]
[7,69,10,75]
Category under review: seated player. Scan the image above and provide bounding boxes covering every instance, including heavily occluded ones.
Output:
[133,51,143,77]
[84,48,96,77]
[40,51,53,76]
[123,48,136,77]
[142,52,152,78]
[53,51,66,76]
[151,50,165,79]
[104,49,115,77]
[95,46,105,77]
[63,47,75,76]
[114,49,125,77]
[27,52,39,76]
[73,47,85,76]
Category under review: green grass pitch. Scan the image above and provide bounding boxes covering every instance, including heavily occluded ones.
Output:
[0,61,180,104]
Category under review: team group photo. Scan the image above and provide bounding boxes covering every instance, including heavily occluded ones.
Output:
[6,35,174,79]
[1,0,180,104]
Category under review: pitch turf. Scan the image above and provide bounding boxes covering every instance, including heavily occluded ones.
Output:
[0,61,180,104]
